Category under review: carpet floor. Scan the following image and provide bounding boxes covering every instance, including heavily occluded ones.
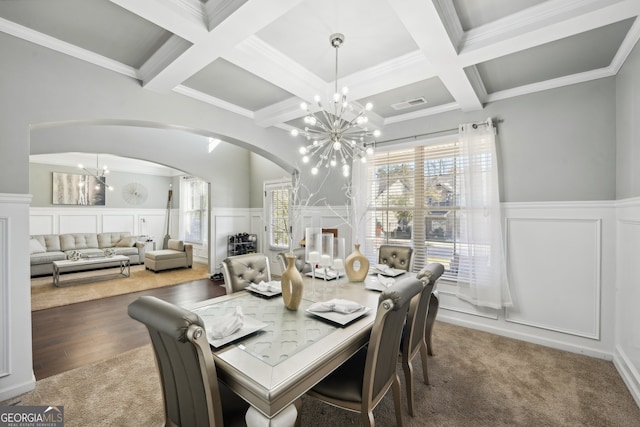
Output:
[3,321,639,426]
[30,262,209,311]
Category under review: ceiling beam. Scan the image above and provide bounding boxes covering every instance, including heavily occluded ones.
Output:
[389,0,483,111]
[131,0,304,92]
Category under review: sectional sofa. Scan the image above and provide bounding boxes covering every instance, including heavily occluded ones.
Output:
[29,232,146,277]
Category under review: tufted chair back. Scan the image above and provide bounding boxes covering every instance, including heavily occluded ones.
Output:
[378,244,414,272]
[277,248,311,274]
[221,253,272,294]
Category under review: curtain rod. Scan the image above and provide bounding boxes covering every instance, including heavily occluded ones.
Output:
[375,118,502,146]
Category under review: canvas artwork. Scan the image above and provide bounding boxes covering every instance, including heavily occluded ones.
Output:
[52,172,106,205]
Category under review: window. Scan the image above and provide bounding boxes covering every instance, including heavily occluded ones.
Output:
[265,180,291,250]
[183,178,207,244]
[366,140,464,279]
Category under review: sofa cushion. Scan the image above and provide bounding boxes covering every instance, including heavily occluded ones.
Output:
[116,236,137,247]
[60,234,99,251]
[146,249,186,261]
[167,239,184,251]
[113,247,139,256]
[98,232,132,249]
[31,235,61,252]
[31,251,66,265]
[30,238,47,254]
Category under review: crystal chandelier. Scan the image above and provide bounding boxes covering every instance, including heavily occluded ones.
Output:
[291,33,380,177]
[78,154,113,191]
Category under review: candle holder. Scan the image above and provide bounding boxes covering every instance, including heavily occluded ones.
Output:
[305,227,322,297]
[320,233,334,294]
[332,237,345,288]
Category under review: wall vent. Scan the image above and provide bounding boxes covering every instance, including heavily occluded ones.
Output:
[391,97,428,110]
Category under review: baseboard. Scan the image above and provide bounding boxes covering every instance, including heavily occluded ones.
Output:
[0,375,35,402]
[437,314,613,360]
[613,346,640,408]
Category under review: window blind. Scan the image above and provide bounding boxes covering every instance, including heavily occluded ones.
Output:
[366,140,471,279]
[265,181,291,250]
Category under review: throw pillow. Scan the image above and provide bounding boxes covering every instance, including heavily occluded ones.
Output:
[116,236,137,247]
[67,250,82,261]
[167,239,184,251]
[30,239,47,254]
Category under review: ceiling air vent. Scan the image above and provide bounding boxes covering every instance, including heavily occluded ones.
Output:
[391,97,428,110]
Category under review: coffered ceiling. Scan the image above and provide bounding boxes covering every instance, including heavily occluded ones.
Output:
[2,0,639,137]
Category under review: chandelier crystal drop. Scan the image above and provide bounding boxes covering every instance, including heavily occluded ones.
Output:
[78,154,114,191]
[290,33,380,177]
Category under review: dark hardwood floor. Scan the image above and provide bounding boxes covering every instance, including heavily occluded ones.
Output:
[31,278,227,380]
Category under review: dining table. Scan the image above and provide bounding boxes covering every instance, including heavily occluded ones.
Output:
[189,269,417,427]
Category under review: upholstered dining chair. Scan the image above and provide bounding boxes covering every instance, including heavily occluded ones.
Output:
[277,248,311,274]
[127,296,249,427]
[306,277,423,427]
[378,244,414,272]
[221,253,271,294]
[401,263,445,416]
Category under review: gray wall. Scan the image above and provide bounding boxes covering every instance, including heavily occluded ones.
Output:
[616,36,640,199]
[381,77,617,202]
[249,151,288,208]
[29,163,173,208]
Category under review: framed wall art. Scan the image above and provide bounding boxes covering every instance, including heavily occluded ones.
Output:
[52,172,106,205]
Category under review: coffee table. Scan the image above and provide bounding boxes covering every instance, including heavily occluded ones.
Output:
[52,255,130,287]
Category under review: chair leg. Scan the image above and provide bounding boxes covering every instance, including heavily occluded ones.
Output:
[294,398,302,427]
[361,410,374,427]
[425,291,439,356]
[392,375,404,427]
[419,341,429,385]
[402,357,415,416]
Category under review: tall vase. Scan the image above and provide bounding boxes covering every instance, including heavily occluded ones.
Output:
[281,254,303,310]
[345,243,370,282]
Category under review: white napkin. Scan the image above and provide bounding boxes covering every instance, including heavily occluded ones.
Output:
[207,307,244,339]
[249,281,282,292]
[308,299,364,314]
[374,263,394,274]
[377,274,395,288]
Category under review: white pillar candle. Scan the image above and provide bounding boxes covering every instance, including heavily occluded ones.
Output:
[320,254,331,266]
[308,251,320,263]
[333,258,344,270]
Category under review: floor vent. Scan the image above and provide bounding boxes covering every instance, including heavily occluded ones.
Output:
[391,97,428,110]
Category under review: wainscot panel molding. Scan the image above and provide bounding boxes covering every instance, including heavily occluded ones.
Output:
[0,194,35,401]
[0,217,9,378]
[438,200,616,361]
[29,207,170,240]
[210,208,253,275]
[504,217,601,340]
[614,201,640,408]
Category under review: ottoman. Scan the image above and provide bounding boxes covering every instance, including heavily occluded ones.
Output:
[144,240,193,272]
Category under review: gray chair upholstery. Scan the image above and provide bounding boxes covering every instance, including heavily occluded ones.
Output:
[306,277,423,427]
[221,253,271,294]
[127,296,248,427]
[378,244,414,272]
[401,263,444,416]
[277,248,311,274]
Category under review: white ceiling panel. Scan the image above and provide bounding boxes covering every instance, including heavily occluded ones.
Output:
[256,0,419,82]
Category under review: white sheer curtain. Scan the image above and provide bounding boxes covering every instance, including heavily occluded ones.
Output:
[456,119,512,309]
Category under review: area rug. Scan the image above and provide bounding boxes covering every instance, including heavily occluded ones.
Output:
[31,262,209,311]
[2,321,639,427]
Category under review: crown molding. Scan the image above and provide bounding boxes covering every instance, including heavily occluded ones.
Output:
[203,0,247,31]
[173,85,254,119]
[610,15,640,74]
[0,17,137,79]
[485,67,614,103]
[383,102,459,125]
